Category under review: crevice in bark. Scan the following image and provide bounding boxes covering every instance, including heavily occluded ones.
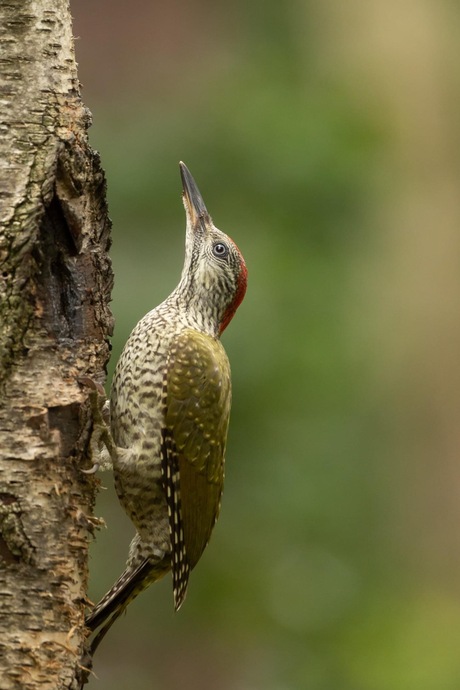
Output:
[48,403,82,457]
[32,195,83,340]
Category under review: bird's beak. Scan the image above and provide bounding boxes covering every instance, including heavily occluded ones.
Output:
[180,161,210,226]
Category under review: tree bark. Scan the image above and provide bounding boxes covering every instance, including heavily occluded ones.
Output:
[0,2,112,688]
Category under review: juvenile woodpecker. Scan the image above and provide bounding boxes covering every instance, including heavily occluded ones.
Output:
[86,162,247,650]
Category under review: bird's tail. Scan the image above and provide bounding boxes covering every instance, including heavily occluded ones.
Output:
[85,556,169,654]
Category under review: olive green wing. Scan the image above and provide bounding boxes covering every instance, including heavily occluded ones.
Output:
[162,328,231,606]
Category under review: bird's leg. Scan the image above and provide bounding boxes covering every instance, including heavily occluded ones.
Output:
[79,377,116,473]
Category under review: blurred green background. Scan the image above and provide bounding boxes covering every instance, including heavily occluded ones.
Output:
[72,2,460,689]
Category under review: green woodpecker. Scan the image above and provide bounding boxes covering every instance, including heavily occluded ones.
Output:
[86,163,247,650]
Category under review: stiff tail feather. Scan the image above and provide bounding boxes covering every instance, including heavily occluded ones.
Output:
[86,557,169,654]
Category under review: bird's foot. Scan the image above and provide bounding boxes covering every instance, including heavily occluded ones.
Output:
[79,377,116,473]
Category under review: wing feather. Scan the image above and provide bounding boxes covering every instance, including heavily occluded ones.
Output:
[163,328,231,576]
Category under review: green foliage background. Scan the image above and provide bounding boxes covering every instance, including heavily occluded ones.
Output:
[74,2,460,688]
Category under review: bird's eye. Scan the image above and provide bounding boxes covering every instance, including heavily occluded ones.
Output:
[212,242,229,258]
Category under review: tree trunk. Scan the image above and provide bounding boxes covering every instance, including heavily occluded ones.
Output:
[0,2,112,688]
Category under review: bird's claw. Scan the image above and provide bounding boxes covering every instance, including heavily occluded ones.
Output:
[79,377,115,473]
[82,462,100,475]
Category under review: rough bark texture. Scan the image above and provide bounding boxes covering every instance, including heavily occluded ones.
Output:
[0,2,112,688]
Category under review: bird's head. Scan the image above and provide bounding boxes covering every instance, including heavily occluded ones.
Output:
[178,162,247,335]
